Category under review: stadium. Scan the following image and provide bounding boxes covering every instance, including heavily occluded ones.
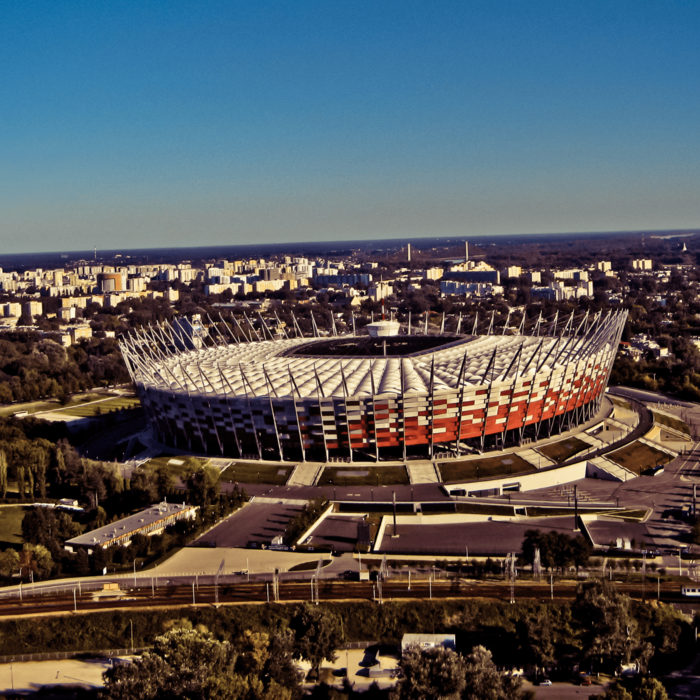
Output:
[120,309,627,463]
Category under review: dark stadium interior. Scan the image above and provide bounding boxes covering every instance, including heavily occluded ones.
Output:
[283,334,469,357]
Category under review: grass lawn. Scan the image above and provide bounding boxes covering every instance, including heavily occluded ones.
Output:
[438,454,535,483]
[606,441,673,475]
[219,463,293,485]
[537,437,590,464]
[0,401,59,417]
[317,466,409,487]
[652,411,691,436]
[59,396,141,417]
[609,396,632,411]
[0,505,26,546]
[144,455,209,479]
[0,391,123,418]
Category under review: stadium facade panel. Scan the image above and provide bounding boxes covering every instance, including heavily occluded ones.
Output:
[120,310,627,462]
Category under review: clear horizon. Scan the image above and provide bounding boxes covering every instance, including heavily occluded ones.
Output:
[2,1,699,255]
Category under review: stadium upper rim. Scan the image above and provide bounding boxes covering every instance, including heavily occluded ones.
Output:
[119,309,628,401]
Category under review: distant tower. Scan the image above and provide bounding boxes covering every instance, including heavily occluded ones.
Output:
[465,241,469,263]
[683,242,688,252]
[407,244,411,262]
[94,246,97,260]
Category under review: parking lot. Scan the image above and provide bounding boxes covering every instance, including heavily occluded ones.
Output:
[194,502,303,548]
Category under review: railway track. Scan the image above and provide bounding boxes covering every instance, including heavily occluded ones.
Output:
[0,580,686,618]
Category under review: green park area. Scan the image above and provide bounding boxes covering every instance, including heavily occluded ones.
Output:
[537,436,590,464]
[652,411,691,436]
[0,505,26,547]
[219,463,293,485]
[0,392,118,418]
[438,454,535,483]
[317,466,409,487]
[606,441,673,475]
[145,455,210,479]
[56,395,141,418]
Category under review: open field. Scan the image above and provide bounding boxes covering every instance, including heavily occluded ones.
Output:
[220,463,293,485]
[0,392,130,418]
[438,454,535,483]
[57,396,141,417]
[606,441,673,475]
[317,466,409,487]
[537,437,589,464]
[144,455,209,479]
[652,411,691,436]
[0,505,26,546]
[0,400,58,417]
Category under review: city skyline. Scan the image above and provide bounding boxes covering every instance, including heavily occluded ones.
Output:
[2,0,699,255]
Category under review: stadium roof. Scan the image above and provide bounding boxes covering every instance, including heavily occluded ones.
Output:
[120,309,626,400]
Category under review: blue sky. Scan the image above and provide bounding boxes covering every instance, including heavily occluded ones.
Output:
[1,0,699,254]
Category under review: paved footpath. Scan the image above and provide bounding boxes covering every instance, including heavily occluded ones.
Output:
[0,657,117,695]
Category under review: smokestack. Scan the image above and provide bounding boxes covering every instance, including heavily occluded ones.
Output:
[465,241,469,263]
[407,243,411,262]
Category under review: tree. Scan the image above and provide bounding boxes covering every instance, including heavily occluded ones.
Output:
[290,605,343,679]
[0,450,7,499]
[390,646,467,700]
[573,579,637,668]
[184,464,220,508]
[594,684,633,700]
[0,548,19,576]
[594,678,668,700]
[463,645,527,700]
[390,644,529,700]
[102,627,298,700]
[20,543,53,579]
[517,613,555,676]
[632,678,668,700]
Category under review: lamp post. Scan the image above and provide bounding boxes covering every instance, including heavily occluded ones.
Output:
[129,620,134,651]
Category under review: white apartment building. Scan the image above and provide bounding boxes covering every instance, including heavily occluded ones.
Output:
[424,268,444,281]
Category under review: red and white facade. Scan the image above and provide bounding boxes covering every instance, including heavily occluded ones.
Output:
[120,310,627,462]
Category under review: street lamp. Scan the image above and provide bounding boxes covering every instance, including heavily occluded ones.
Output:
[129,620,134,651]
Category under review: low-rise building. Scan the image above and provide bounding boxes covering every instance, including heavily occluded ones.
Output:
[64,501,199,554]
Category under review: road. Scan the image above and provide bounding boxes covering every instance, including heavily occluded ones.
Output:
[609,387,698,409]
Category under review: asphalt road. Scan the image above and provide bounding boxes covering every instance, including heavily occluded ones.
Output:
[610,386,698,409]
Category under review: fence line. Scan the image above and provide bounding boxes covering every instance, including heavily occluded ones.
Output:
[0,647,149,665]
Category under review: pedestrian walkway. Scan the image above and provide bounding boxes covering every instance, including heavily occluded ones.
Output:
[519,448,556,469]
[577,433,606,451]
[287,464,323,486]
[588,455,635,482]
[407,461,440,484]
